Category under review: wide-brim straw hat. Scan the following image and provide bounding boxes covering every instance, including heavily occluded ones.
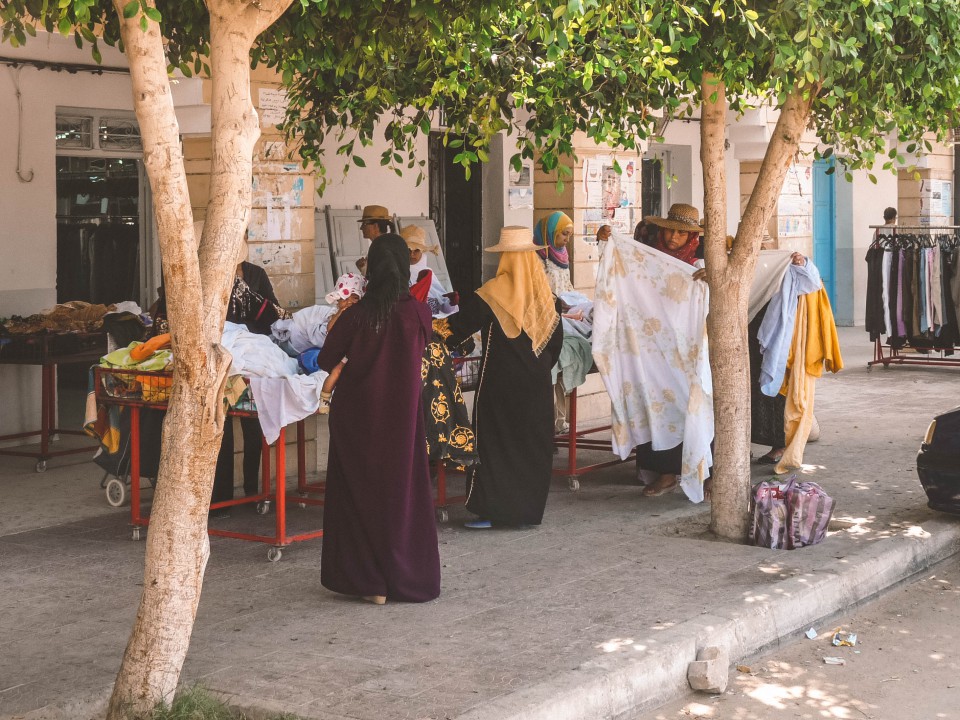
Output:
[357,204,391,222]
[400,225,437,254]
[644,203,703,233]
[485,226,540,253]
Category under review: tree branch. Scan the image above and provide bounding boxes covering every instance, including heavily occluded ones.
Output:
[700,72,728,281]
[732,87,816,269]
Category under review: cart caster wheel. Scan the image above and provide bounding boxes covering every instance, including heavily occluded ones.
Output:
[267,547,282,562]
[106,477,128,507]
[35,460,47,473]
[567,476,580,492]
[436,508,449,523]
[256,501,270,515]
[131,526,142,541]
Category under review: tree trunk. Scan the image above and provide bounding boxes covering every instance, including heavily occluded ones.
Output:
[106,1,290,717]
[701,81,816,541]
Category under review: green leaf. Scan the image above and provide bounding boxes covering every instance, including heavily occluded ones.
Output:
[352,156,366,168]
[139,14,147,32]
[552,5,566,20]
[57,16,71,36]
[144,6,161,23]
[122,0,138,18]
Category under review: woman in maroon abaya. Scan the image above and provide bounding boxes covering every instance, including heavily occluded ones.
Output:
[316,234,439,604]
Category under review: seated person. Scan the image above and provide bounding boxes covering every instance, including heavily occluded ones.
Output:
[401,225,458,317]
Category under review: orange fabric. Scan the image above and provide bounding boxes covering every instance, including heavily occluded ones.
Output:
[130,333,171,362]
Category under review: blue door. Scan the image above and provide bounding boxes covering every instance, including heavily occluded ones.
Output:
[812,159,836,306]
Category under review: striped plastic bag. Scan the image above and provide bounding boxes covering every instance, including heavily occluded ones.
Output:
[749,475,835,550]
[784,479,835,549]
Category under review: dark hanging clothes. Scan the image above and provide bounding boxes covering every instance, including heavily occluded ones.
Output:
[864,233,960,354]
[864,245,886,341]
[749,302,786,448]
[444,292,563,527]
[316,295,441,603]
[887,249,905,349]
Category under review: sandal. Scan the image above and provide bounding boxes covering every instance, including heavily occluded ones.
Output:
[755,453,783,465]
[642,475,679,497]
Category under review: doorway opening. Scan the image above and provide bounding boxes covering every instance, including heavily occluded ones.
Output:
[428,132,483,294]
[53,109,155,431]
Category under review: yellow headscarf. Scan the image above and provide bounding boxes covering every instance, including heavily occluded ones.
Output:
[476,250,560,356]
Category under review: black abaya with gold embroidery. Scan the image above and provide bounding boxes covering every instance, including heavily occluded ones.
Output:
[423,321,477,468]
[445,293,563,526]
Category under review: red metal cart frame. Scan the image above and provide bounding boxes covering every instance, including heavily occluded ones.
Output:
[553,383,633,491]
[94,367,324,561]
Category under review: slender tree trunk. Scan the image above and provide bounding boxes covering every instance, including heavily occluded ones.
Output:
[702,81,816,541]
[106,1,290,717]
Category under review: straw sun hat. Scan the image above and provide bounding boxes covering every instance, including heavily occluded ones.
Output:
[400,225,437,254]
[357,204,392,222]
[485,226,540,253]
[644,203,703,233]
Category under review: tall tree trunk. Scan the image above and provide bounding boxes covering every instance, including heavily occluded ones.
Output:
[702,80,816,541]
[106,1,290,717]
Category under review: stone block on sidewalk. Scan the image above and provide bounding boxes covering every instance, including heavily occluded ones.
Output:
[687,645,729,693]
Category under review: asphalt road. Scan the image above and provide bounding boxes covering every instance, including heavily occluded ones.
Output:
[638,554,960,720]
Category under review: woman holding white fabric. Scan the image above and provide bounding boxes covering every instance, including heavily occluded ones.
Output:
[633,204,711,498]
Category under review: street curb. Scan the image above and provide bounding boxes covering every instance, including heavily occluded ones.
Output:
[453,518,960,720]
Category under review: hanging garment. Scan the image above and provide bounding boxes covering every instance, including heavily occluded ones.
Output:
[864,245,886,341]
[757,260,822,397]
[887,249,904,349]
[592,233,713,502]
[248,375,327,445]
[748,250,794,322]
[881,249,893,337]
[775,287,843,474]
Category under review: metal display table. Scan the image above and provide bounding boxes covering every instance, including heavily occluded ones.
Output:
[0,331,105,471]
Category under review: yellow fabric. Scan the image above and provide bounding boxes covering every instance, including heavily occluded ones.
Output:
[476,250,560,356]
[779,285,844,395]
[776,297,817,474]
[804,286,843,377]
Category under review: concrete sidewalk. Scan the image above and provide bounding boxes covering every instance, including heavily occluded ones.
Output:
[2,326,959,720]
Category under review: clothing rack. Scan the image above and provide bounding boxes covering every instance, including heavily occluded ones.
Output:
[866,225,960,368]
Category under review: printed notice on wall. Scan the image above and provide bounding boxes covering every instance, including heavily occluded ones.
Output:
[777,164,813,237]
[925,179,953,219]
[258,88,289,127]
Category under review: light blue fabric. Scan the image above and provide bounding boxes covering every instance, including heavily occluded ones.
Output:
[757,259,822,397]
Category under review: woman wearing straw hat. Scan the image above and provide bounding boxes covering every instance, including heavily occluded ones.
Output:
[443,226,564,528]
[635,203,713,497]
[401,225,458,317]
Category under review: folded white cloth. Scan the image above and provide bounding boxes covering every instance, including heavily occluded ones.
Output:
[222,322,298,378]
[270,305,337,354]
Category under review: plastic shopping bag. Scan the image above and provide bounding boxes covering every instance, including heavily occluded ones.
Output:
[749,475,835,550]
